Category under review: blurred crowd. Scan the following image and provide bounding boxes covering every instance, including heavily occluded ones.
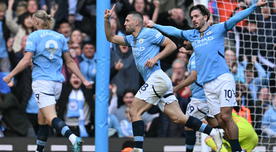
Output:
[0,0,275,147]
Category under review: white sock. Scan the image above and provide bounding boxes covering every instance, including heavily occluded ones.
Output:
[133,148,143,152]
[69,134,77,145]
[209,129,217,136]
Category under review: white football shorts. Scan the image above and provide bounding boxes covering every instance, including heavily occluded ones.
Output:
[203,73,237,116]
[135,69,177,111]
[32,80,62,108]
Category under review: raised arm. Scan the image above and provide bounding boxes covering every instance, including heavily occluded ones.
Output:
[3,52,33,84]
[151,0,160,23]
[174,71,197,92]
[147,20,183,39]
[5,0,19,34]
[225,0,267,30]
[104,5,126,45]
[145,37,177,67]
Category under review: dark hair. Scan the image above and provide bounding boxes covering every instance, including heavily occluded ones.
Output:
[122,89,136,97]
[245,63,258,78]
[189,4,210,21]
[18,12,32,32]
[81,41,94,50]
[257,86,269,99]
[128,11,144,25]
[57,19,70,27]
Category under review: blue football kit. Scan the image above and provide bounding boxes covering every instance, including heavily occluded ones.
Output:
[124,27,165,81]
[153,4,258,85]
[188,53,206,101]
[25,30,68,82]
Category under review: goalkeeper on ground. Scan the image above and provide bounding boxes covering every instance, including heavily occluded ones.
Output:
[205,111,258,152]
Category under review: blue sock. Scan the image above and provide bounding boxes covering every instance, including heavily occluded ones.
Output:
[36,125,49,152]
[51,117,72,138]
[132,120,144,149]
[228,139,242,152]
[185,116,212,135]
[185,130,196,152]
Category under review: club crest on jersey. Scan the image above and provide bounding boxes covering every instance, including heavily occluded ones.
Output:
[155,32,162,38]
[45,40,58,60]
[206,31,213,36]
[139,39,144,44]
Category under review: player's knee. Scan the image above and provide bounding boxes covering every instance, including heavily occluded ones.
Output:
[38,120,47,125]
[170,116,180,123]
[170,115,183,124]
[220,113,232,122]
[45,116,56,126]
[216,117,224,127]
[215,114,226,127]
[128,106,139,119]
[38,116,47,125]
[46,119,52,126]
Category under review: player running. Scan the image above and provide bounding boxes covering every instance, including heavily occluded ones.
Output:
[147,0,266,151]
[3,10,92,152]
[174,44,219,152]
[104,5,223,152]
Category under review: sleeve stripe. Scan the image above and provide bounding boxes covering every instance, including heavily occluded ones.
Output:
[218,51,225,58]
[124,36,130,46]
[181,31,185,39]
[224,22,228,30]
[181,30,190,40]
[159,35,165,45]
[195,81,203,88]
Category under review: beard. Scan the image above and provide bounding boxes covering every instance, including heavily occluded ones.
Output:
[184,44,193,50]
[194,24,201,30]
[125,27,134,35]
[193,21,205,30]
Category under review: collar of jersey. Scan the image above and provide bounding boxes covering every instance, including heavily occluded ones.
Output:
[197,25,210,34]
[134,27,144,38]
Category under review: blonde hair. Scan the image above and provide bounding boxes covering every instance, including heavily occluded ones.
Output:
[33,10,55,29]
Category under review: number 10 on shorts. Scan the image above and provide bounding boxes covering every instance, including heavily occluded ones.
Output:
[224,89,235,101]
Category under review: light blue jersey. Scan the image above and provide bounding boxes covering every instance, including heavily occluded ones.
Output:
[80,54,96,82]
[153,4,257,85]
[124,28,164,81]
[188,53,205,101]
[181,23,230,85]
[262,106,276,133]
[25,30,68,82]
